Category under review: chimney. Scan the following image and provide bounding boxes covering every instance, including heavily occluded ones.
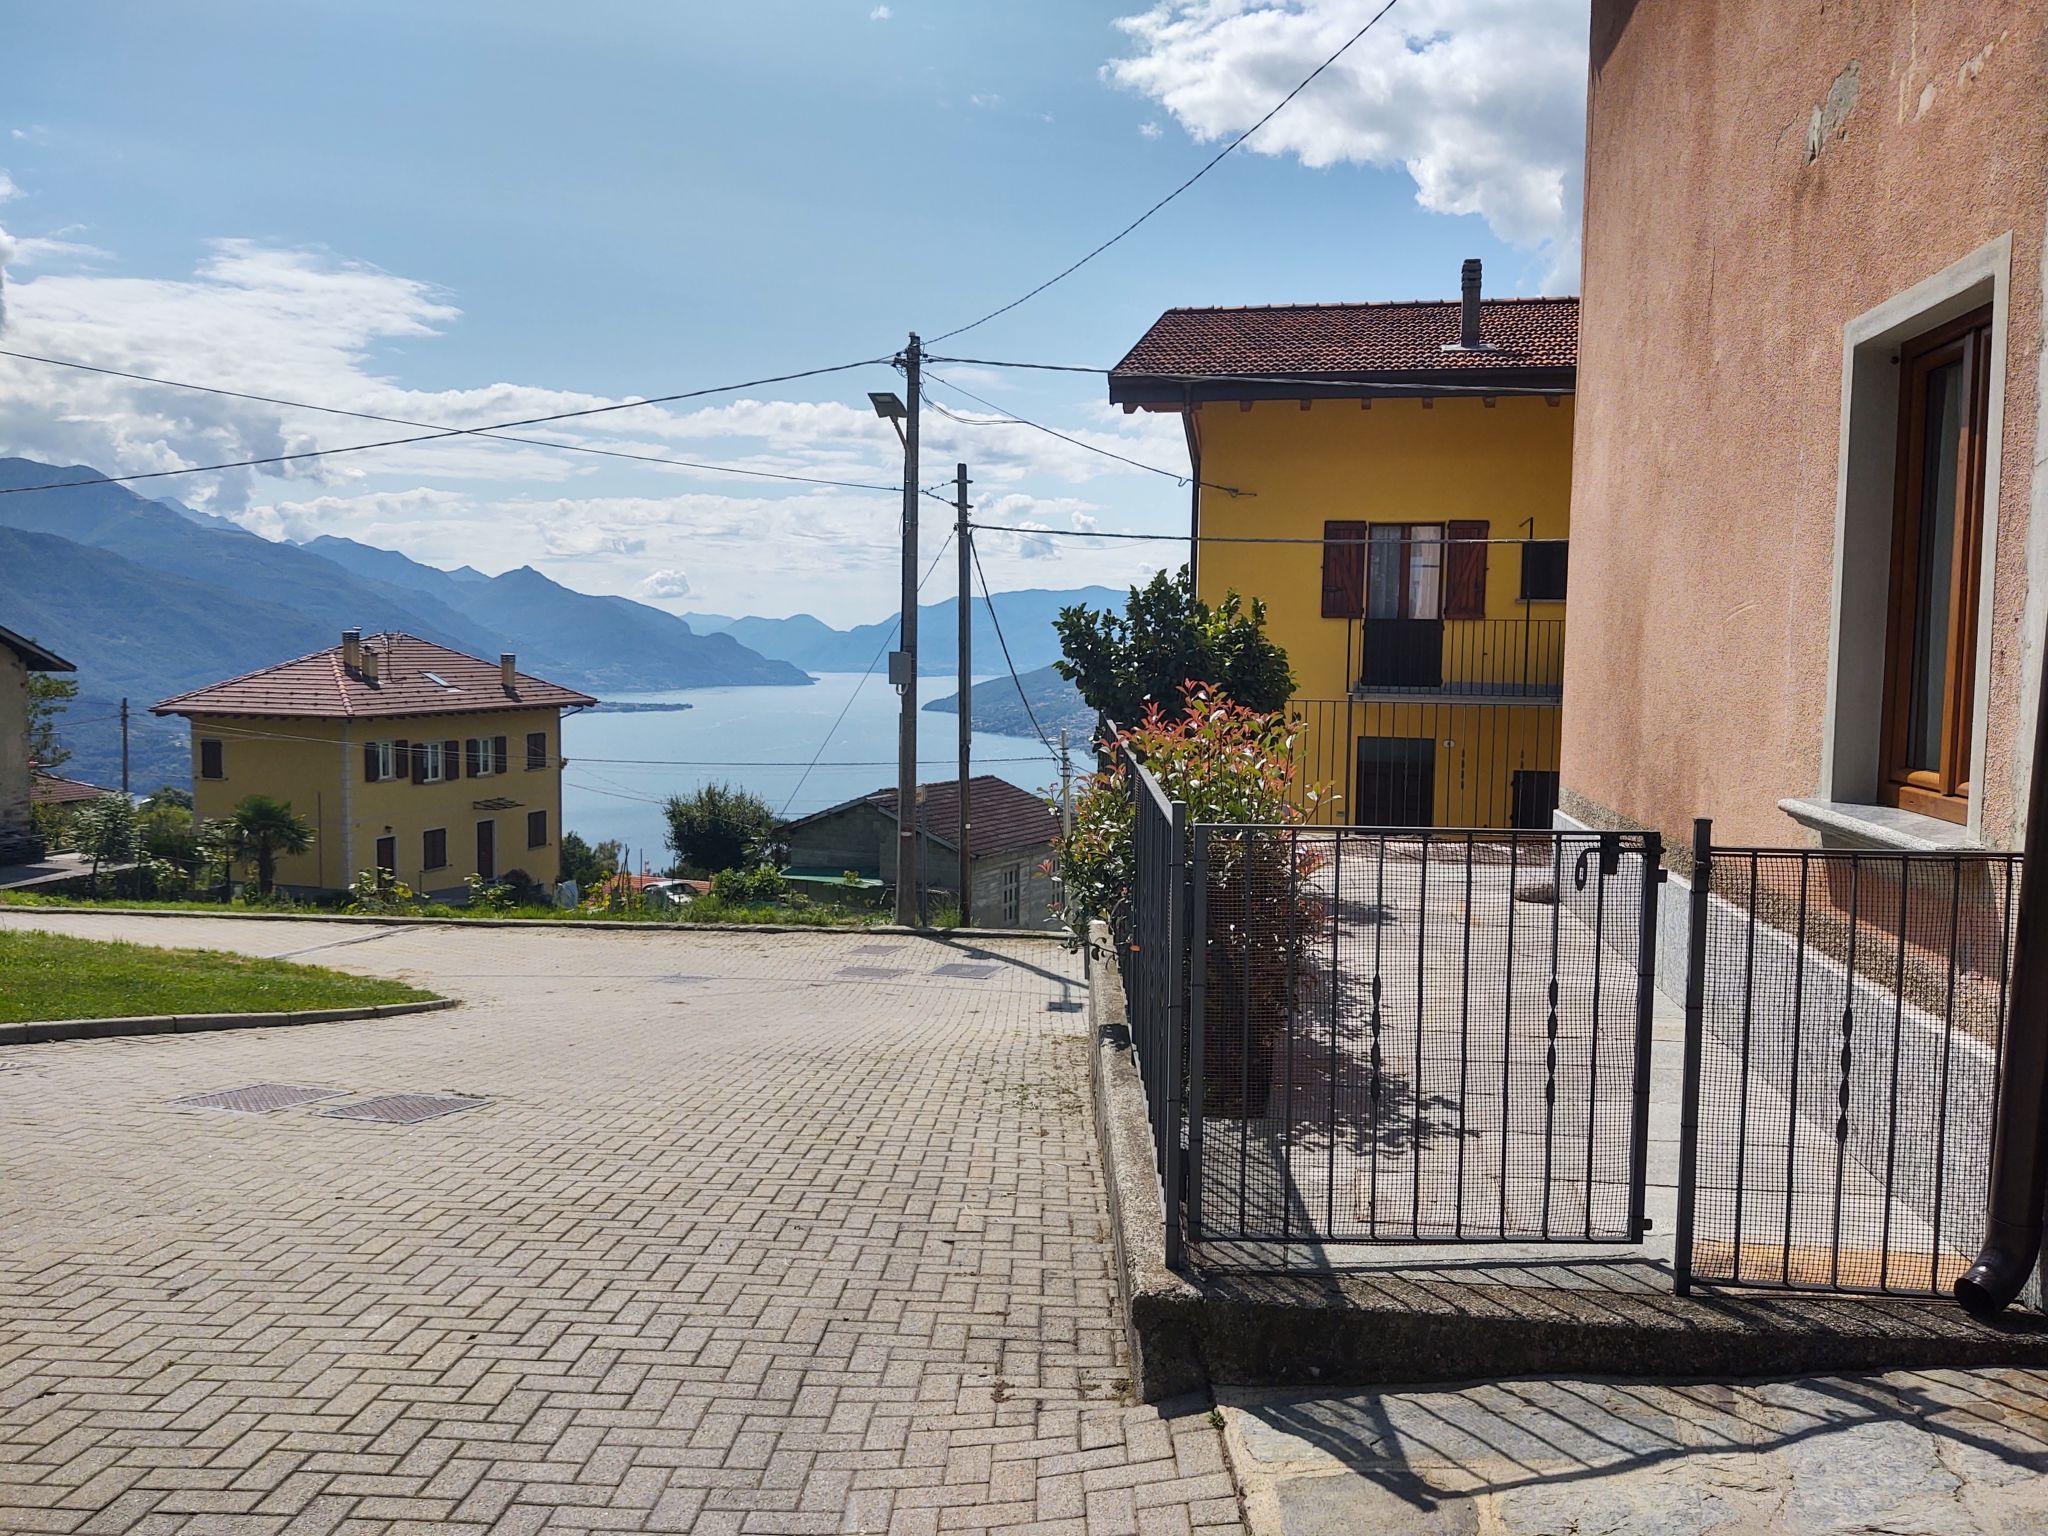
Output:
[1459,258,1483,348]
[341,628,362,675]
[361,645,380,684]
[500,652,517,691]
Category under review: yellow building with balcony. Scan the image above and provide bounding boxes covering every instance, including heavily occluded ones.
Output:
[154,630,595,897]
[1108,261,1577,828]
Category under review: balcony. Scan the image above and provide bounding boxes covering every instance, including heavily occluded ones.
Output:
[1351,616,1563,701]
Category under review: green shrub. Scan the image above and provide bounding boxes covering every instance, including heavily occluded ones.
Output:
[710,864,787,905]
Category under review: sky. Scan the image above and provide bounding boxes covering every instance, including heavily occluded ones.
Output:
[0,0,1590,627]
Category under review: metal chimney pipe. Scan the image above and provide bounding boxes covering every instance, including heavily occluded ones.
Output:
[1460,258,1483,348]
[1956,651,2048,1318]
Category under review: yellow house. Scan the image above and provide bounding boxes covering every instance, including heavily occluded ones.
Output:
[1108,261,1577,828]
[154,631,595,897]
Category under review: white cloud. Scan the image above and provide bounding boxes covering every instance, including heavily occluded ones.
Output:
[969,93,1002,109]
[637,568,692,599]
[869,4,891,17]
[0,170,19,204]
[1138,121,1163,139]
[1108,0,1588,285]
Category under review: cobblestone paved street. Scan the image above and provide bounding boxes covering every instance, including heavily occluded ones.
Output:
[0,915,1243,1535]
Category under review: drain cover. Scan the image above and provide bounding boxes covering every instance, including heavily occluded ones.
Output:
[852,943,898,955]
[173,1084,344,1114]
[319,1093,486,1125]
[836,965,907,980]
[931,963,1001,981]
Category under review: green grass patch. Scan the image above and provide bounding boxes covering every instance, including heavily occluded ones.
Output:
[0,890,885,928]
[0,929,440,1024]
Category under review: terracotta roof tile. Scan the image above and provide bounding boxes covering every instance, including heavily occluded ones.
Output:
[1110,296,1578,384]
[30,771,117,806]
[787,775,1057,861]
[151,633,596,720]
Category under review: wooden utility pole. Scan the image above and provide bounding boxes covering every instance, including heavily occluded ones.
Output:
[119,698,129,797]
[893,333,922,925]
[954,463,972,924]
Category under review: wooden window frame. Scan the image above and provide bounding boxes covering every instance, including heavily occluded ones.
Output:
[1878,306,1992,826]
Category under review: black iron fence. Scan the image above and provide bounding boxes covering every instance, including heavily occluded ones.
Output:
[1674,821,2019,1298]
[1186,827,1660,1248]
[1111,743,1188,1268]
[1353,616,1565,698]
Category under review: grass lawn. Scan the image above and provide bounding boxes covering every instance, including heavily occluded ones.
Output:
[0,890,889,928]
[0,929,440,1024]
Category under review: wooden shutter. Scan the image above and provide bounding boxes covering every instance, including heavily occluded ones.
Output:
[1321,520,1366,618]
[493,736,509,775]
[1445,520,1488,619]
[444,739,461,780]
[200,739,223,780]
[465,738,482,777]
[363,741,380,783]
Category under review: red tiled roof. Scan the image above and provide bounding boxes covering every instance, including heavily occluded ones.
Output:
[30,771,117,806]
[151,633,596,720]
[1109,297,1578,388]
[788,775,1057,860]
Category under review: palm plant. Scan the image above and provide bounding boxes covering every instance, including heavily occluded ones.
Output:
[227,795,314,896]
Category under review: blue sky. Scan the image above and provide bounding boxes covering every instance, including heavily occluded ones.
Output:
[0,1,1587,625]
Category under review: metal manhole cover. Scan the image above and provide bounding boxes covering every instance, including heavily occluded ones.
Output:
[931,963,1001,980]
[319,1093,487,1125]
[836,965,907,980]
[173,1084,345,1114]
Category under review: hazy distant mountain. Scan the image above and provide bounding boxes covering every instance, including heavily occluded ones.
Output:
[924,662,1094,741]
[0,457,808,789]
[684,586,1122,675]
[307,537,808,691]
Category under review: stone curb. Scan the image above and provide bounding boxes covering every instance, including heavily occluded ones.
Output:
[1086,919,1208,1403]
[0,997,458,1046]
[0,906,1065,942]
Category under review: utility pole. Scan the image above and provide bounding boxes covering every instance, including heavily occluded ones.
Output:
[1059,727,1073,843]
[119,698,129,797]
[955,462,973,925]
[893,333,923,925]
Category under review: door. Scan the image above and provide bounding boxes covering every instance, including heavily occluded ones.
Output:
[1355,737,1435,827]
[1360,524,1445,689]
[1511,770,1561,830]
[374,836,396,876]
[476,819,496,881]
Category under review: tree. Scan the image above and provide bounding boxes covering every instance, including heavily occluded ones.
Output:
[662,783,778,875]
[138,794,199,870]
[26,674,77,773]
[226,795,314,895]
[558,831,623,890]
[1053,566,1293,729]
[69,795,137,897]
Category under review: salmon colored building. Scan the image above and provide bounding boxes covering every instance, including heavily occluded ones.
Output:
[154,630,594,898]
[1560,1,2047,859]
[1110,265,1577,828]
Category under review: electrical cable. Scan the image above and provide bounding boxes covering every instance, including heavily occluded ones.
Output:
[0,355,894,497]
[926,353,1572,399]
[969,522,1553,547]
[927,0,1402,342]
[968,535,1062,765]
[923,370,1248,495]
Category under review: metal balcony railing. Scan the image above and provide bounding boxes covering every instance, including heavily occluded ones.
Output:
[1353,617,1564,699]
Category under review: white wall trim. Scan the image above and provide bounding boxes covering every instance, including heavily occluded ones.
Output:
[1816,234,2012,845]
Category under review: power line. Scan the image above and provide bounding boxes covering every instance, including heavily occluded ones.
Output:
[923,370,1248,496]
[968,536,1062,765]
[927,0,1403,343]
[777,529,955,817]
[968,522,1556,547]
[0,356,893,497]
[926,353,1572,398]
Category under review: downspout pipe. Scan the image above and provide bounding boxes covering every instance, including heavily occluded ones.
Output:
[1956,648,2048,1318]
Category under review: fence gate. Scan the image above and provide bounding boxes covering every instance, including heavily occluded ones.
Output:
[1674,823,2016,1297]
[1186,826,1661,1250]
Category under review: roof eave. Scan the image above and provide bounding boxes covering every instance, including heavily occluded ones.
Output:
[1108,366,1577,408]
[0,624,75,673]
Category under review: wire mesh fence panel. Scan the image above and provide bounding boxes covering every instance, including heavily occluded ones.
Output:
[1188,827,1658,1246]
[1678,841,2017,1297]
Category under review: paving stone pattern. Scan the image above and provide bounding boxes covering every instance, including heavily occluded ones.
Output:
[0,915,1243,1534]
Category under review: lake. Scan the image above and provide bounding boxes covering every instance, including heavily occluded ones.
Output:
[560,672,1093,870]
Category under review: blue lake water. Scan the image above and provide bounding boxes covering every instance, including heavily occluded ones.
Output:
[560,672,1090,870]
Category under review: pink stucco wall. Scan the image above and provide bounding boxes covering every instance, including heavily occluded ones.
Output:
[1562,0,2046,849]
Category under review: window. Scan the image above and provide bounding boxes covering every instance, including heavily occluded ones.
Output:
[415,740,444,784]
[423,827,448,870]
[1367,524,1443,620]
[1880,307,1991,825]
[476,819,497,881]
[1354,736,1436,827]
[527,809,547,848]
[525,731,548,771]
[363,740,396,783]
[465,735,510,777]
[1000,865,1021,925]
[1521,540,1569,602]
[199,738,224,780]
[375,835,397,875]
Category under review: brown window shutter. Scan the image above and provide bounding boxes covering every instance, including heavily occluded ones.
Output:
[408,740,426,785]
[465,738,482,777]
[363,741,380,782]
[1321,520,1366,618]
[1445,520,1488,619]
[444,739,461,780]
[493,735,509,775]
